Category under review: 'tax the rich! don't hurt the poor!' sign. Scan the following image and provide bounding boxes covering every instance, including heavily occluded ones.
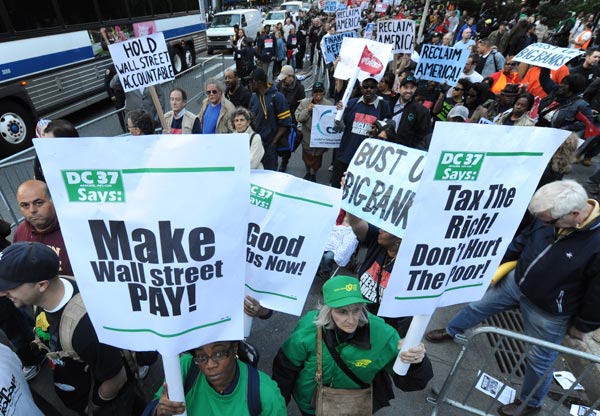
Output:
[34,134,249,357]
[415,45,469,86]
[108,32,175,92]
[245,171,341,316]
[342,139,426,238]
[378,123,570,318]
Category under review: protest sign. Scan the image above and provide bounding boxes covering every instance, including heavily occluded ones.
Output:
[324,0,337,12]
[342,139,426,238]
[364,22,374,39]
[108,32,174,92]
[414,44,468,86]
[334,37,393,82]
[337,2,347,10]
[34,134,250,357]
[378,123,569,318]
[336,7,361,32]
[245,171,341,315]
[321,31,357,64]
[376,19,415,54]
[512,42,584,70]
[310,105,343,148]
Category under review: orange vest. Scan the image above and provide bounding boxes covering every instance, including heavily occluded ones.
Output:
[575,30,592,50]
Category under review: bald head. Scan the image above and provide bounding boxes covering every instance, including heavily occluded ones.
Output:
[17,180,56,232]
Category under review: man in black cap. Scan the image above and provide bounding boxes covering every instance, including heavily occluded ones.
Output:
[392,75,432,150]
[0,242,138,415]
[246,68,294,171]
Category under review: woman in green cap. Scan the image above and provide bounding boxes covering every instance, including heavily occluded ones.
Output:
[271,275,433,415]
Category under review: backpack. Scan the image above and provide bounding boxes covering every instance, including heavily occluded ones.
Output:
[269,94,303,154]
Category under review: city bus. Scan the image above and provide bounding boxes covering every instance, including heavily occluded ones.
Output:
[0,0,207,158]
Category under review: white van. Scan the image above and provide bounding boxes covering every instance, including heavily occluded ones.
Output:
[206,9,262,55]
[280,1,304,15]
[261,10,288,31]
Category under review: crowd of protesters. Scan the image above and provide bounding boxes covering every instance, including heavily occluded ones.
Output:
[2,1,600,415]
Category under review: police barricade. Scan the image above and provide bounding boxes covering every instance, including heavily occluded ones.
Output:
[428,326,600,416]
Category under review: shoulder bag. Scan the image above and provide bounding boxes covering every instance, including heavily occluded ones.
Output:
[312,326,373,415]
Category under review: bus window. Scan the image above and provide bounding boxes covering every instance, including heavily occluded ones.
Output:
[0,15,7,34]
[57,0,99,25]
[171,0,197,13]
[5,0,61,31]
[129,0,153,18]
[98,0,129,21]
[151,0,171,15]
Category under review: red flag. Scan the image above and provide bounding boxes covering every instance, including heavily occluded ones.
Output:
[358,46,384,76]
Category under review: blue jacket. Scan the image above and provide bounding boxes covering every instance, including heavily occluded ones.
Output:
[504,213,600,332]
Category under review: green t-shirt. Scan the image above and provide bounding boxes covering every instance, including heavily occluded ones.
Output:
[154,354,286,416]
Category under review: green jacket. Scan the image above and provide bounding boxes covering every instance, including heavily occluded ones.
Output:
[276,310,401,414]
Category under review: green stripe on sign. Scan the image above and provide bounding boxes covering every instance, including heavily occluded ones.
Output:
[485,152,543,157]
[274,192,333,207]
[122,167,235,174]
[394,282,484,300]
[245,283,298,300]
[103,317,230,337]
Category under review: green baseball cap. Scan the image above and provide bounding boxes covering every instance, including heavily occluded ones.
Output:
[322,275,372,308]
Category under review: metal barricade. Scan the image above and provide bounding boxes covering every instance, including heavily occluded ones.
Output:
[428,326,600,416]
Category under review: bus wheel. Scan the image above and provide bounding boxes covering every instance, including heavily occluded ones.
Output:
[171,48,186,74]
[184,46,195,69]
[0,101,34,158]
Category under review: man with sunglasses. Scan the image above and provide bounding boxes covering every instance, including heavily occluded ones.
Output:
[489,59,521,95]
[197,79,236,134]
[426,180,600,416]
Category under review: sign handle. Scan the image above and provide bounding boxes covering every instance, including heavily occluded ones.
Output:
[334,66,360,122]
[163,354,188,416]
[393,314,432,376]
[149,85,169,133]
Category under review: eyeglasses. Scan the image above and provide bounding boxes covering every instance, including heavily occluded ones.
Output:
[206,89,220,95]
[540,212,570,226]
[193,347,232,365]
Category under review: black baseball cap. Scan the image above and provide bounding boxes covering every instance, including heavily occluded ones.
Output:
[400,75,418,86]
[244,68,267,83]
[313,81,325,92]
[0,242,59,291]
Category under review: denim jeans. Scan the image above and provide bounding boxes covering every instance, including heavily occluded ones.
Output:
[446,272,571,407]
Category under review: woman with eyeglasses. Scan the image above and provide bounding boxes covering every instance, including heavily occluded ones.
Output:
[150,341,286,416]
[197,79,236,134]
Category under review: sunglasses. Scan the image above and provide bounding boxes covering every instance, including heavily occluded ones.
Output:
[454,87,464,92]
[362,85,378,90]
[206,89,220,95]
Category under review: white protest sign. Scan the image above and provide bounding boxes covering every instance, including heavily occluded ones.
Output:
[364,22,374,39]
[342,139,425,237]
[108,32,174,92]
[334,37,393,82]
[378,123,569,317]
[34,134,250,356]
[310,105,343,147]
[513,42,584,70]
[414,44,468,86]
[376,19,415,54]
[336,7,361,32]
[245,171,341,315]
[321,31,357,64]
